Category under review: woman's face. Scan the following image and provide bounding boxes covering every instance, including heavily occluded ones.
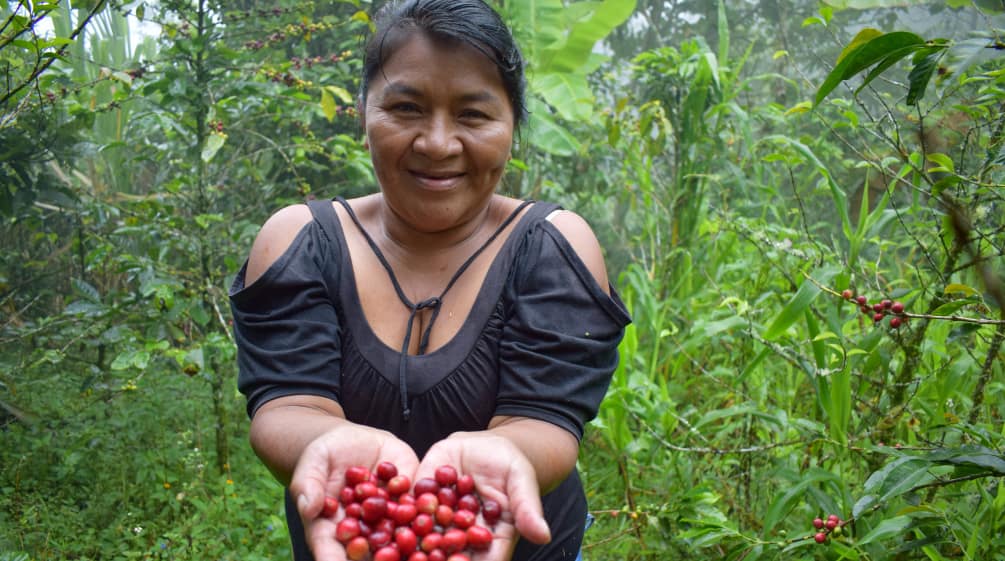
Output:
[363,31,515,234]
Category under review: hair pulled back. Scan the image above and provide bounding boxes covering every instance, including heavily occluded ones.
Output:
[360,0,527,128]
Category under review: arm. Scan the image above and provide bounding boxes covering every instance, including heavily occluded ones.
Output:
[252,396,419,561]
[236,204,421,560]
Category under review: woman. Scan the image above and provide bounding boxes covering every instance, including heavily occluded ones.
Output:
[229,1,631,560]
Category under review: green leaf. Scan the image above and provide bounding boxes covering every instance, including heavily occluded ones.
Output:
[111,351,134,370]
[925,446,1005,475]
[907,48,945,106]
[526,99,580,156]
[189,305,210,327]
[531,73,594,121]
[828,363,852,445]
[763,267,837,340]
[201,133,226,162]
[858,515,912,546]
[537,0,636,74]
[926,153,955,174]
[321,88,338,122]
[815,31,925,106]
[72,278,101,303]
[863,457,937,504]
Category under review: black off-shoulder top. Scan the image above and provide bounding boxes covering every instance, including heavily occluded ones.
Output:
[229,197,631,561]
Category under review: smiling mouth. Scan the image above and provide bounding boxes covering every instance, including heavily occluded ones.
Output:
[411,171,466,189]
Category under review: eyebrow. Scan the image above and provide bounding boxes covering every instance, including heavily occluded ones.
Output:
[382,81,502,105]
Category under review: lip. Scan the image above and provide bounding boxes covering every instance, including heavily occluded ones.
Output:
[410,170,466,191]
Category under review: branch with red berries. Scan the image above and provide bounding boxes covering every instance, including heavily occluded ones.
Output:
[805,275,1005,326]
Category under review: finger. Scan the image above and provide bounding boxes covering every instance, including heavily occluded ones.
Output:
[290,443,334,519]
[505,465,550,545]
[474,520,518,561]
[305,517,347,561]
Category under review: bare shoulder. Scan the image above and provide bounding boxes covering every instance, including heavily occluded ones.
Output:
[245,204,315,285]
[546,209,611,295]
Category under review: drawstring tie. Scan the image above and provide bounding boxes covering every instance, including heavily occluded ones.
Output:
[398,296,441,420]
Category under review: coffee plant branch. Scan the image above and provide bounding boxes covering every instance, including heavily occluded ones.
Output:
[629,409,805,455]
[0,0,109,109]
[805,275,1005,326]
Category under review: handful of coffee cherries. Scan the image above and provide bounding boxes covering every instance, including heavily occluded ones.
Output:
[325,461,503,561]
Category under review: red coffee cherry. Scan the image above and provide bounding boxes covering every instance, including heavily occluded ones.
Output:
[323,495,340,517]
[345,466,371,486]
[339,485,357,505]
[437,486,458,508]
[856,295,868,306]
[457,494,480,514]
[413,478,440,497]
[890,317,903,329]
[376,517,396,536]
[345,502,363,519]
[395,526,419,554]
[891,301,905,314]
[446,555,471,561]
[421,531,443,553]
[392,503,419,526]
[814,532,827,544]
[355,481,379,501]
[441,528,468,554]
[376,461,398,482]
[398,493,416,506]
[374,545,402,561]
[455,474,475,496]
[362,496,389,523]
[427,550,446,561]
[481,499,502,525]
[452,509,476,529]
[408,553,430,561]
[412,513,435,536]
[368,529,393,550]
[345,536,370,560]
[841,289,853,300]
[416,492,439,515]
[336,518,362,544]
[466,525,492,550]
[873,312,885,323]
[435,465,459,487]
[387,474,412,496]
[812,517,824,529]
[435,504,455,527]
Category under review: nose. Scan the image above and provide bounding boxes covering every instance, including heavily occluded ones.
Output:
[413,112,462,160]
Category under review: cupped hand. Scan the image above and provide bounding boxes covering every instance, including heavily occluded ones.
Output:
[417,432,552,561]
[289,423,419,561]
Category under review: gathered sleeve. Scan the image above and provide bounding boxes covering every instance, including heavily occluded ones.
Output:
[228,223,342,418]
[496,222,632,440]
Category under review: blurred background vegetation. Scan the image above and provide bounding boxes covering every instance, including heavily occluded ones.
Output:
[2,0,1004,559]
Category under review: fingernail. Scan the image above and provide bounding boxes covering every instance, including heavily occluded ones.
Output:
[297,493,309,513]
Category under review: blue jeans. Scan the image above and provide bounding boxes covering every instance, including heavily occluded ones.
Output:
[575,513,596,561]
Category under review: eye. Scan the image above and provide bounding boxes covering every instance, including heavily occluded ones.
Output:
[390,102,421,114]
[460,109,490,120]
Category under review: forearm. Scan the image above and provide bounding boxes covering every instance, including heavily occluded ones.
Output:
[486,416,580,494]
[249,396,349,486]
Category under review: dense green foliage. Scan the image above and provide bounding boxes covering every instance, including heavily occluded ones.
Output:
[2,1,1004,560]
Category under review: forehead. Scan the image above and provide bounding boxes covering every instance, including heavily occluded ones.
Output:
[371,31,507,98]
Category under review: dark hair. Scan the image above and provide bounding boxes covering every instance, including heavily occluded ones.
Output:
[360,0,527,127]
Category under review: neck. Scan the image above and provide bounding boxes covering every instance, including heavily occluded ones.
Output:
[378,197,496,264]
